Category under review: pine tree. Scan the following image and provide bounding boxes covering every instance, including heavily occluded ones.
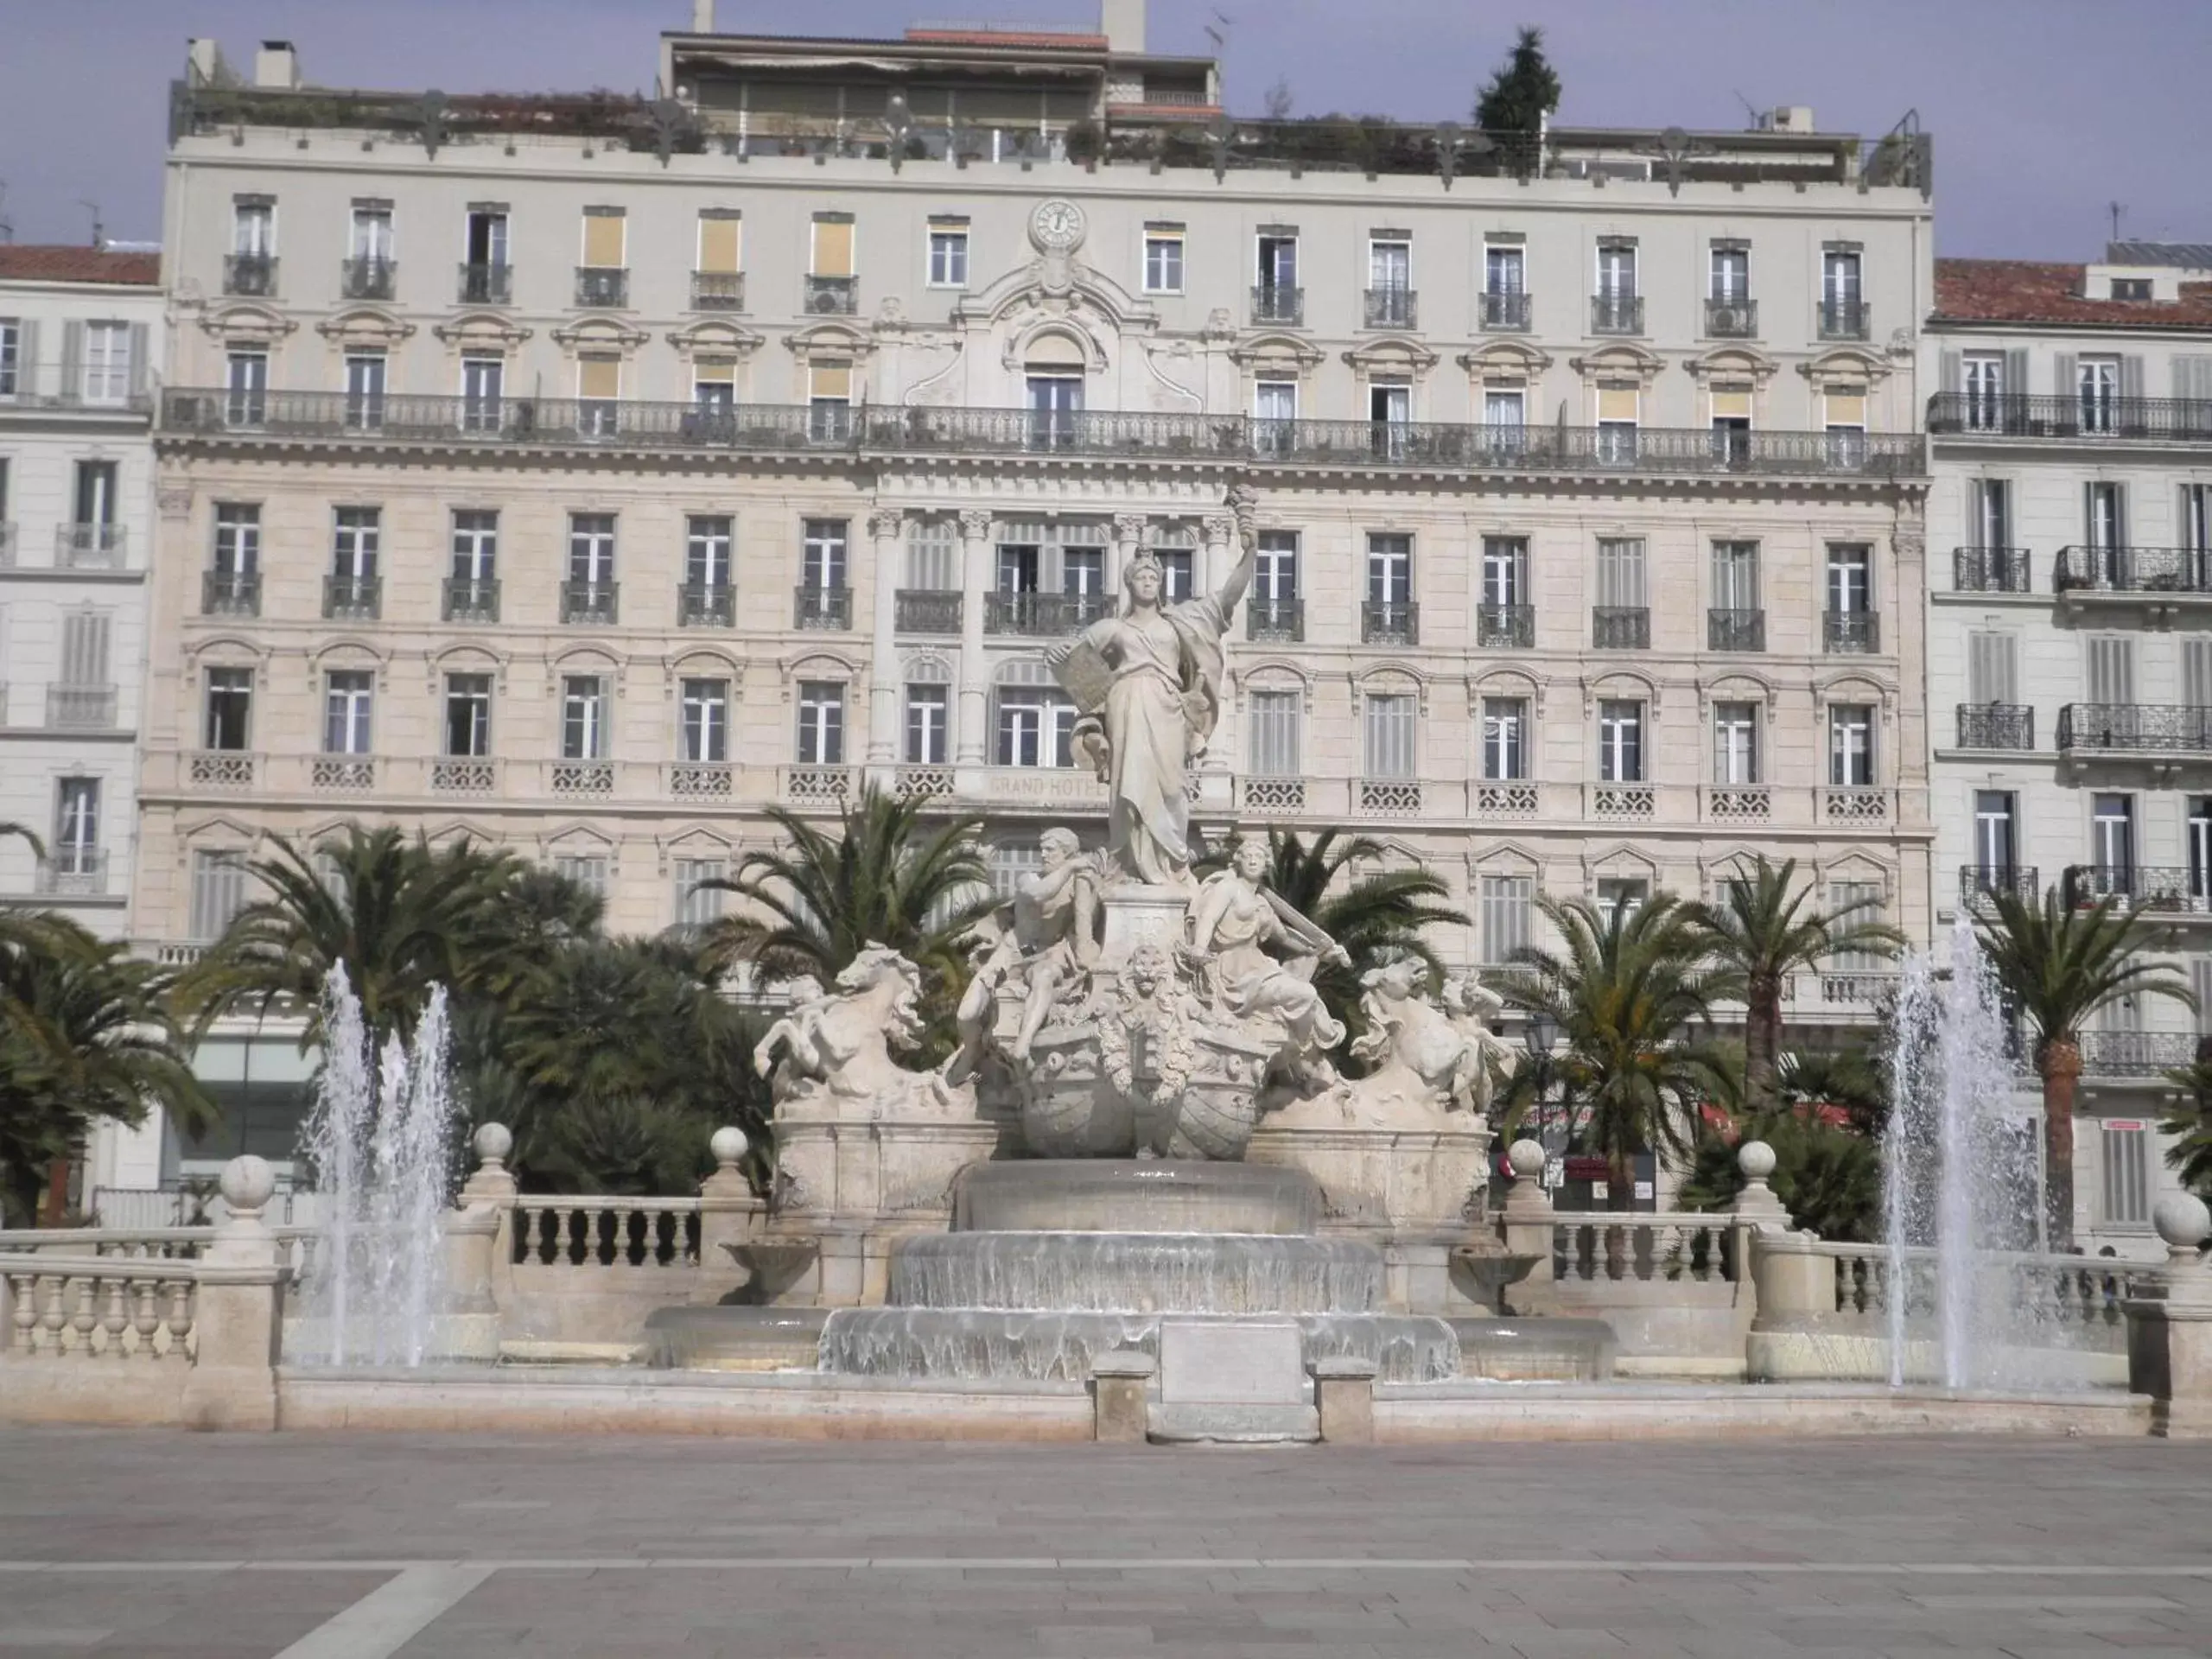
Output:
[1474,26,1561,179]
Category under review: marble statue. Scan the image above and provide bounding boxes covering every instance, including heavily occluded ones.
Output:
[1185,837,1349,1067]
[1440,970,1516,1116]
[1046,487,1258,888]
[1267,961,1513,1132]
[753,945,970,1120]
[950,826,1103,1081]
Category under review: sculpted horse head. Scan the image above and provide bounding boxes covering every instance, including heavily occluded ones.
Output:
[834,943,926,1053]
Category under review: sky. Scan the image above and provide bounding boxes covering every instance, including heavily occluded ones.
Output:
[2,0,2206,257]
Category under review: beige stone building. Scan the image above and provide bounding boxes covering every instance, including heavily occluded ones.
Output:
[136,10,1936,1172]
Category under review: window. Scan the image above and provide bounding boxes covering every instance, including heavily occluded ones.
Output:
[350,202,393,263]
[1595,878,1649,930]
[1155,546,1193,601]
[1713,702,1759,784]
[1966,631,2018,706]
[1484,386,1526,435]
[1823,386,1867,464]
[1368,380,1411,453]
[1963,353,2005,430]
[1974,791,2018,877]
[1367,533,1412,606]
[2086,634,2136,705]
[1363,693,1416,779]
[323,671,374,755]
[343,351,386,429]
[213,504,259,576]
[1482,697,1528,780]
[693,209,741,308]
[1142,226,1185,294]
[1026,373,1082,448]
[233,198,274,256]
[1597,243,1637,299]
[797,681,845,764]
[1970,477,2012,551]
[204,667,253,751]
[553,855,608,899]
[810,213,855,278]
[561,677,607,760]
[71,460,118,531]
[802,520,848,591]
[1480,874,1532,965]
[2093,793,2135,879]
[1064,545,1105,597]
[2187,638,2212,709]
[2102,1122,2151,1224]
[693,359,735,410]
[1710,245,1749,301]
[680,678,730,763]
[1254,378,1297,453]
[569,513,616,588]
[905,684,950,764]
[2079,356,2120,434]
[808,362,853,441]
[905,523,957,592]
[1255,532,1297,608]
[578,353,620,436]
[461,355,505,430]
[1828,705,1875,786]
[1712,540,1759,611]
[927,221,969,287]
[1599,701,1643,782]
[1256,232,1299,318]
[1249,688,1301,776]
[188,850,249,942]
[59,609,111,696]
[451,510,498,583]
[2085,482,2127,583]
[225,351,268,424]
[1484,244,1524,296]
[53,779,99,875]
[1596,381,1639,462]
[582,205,626,270]
[1827,880,1885,972]
[686,515,733,590]
[1482,536,1527,607]
[444,674,492,758]
[1595,537,1646,611]
[81,321,132,404]
[1369,237,1411,295]
[0,319,17,397]
[2111,278,2152,302]
[674,858,728,930]
[995,688,1075,768]
[1821,247,1864,332]
[1827,543,1872,613]
[2191,798,2212,905]
[990,840,1042,901]
[463,207,509,299]
[331,506,378,581]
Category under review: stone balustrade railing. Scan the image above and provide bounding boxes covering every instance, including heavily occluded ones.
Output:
[3,1255,199,1361]
[510,1197,704,1268]
[1546,1212,1746,1286]
[0,1225,325,1283]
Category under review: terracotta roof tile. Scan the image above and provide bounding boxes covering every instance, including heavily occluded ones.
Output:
[0,245,160,287]
[1934,257,2212,329]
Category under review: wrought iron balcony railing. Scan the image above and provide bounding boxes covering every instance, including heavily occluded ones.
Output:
[1823,609,1878,653]
[1704,297,1758,338]
[46,686,117,730]
[1363,601,1419,645]
[804,275,857,315]
[1246,599,1304,642]
[1707,607,1765,652]
[2080,1029,2202,1077]
[678,582,734,627]
[794,585,851,630]
[155,391,1927,478]
[322,574,381,620]
[1954,546,2032,592]
[691,271,745,311]
[1591,293,1643,334]
[340,257,397,300]
[442,577,499,623]
[1481,290,1531,331]
[1955,702,2034,750]
[2063,864,2212,916]
[223,253,277,296]
[1476,603,1533,648]
[1960,865,2040,910]
[56,524,124,566]
[1592,607,1648,649]
[575,266,629,308]
[984,590,1110,636]
[201,570,260,616]
[457,262,512,304]
[2057,702,2212,754]
[894,589,962,634]
[1250,285,1305,326]
[1363,287,1416,329]
[560,581,618,625]
[2053,544,2212,596]
[1818,298,1870,340]
[1928,391,2212,442]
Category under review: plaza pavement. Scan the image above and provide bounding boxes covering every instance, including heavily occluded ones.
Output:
[0,1428,2207,1657]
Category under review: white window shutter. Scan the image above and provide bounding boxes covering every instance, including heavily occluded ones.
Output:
[127,322,149,398]
[59,321,84,404]
[2120,354,2145,404]
[14,320,35,397]
[1939,350,1961,395]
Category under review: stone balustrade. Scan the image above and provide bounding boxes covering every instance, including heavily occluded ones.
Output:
[511,1198,704,1268]
[1547,1212,1745,1286]
[3,1256,198,1360]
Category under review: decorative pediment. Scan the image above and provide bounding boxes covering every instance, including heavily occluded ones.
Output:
[1002,317,1108,373]
[1580,842,1660,882]
[542,822,617,854]
[198,302,297,346]
[779,648,861,687]
[1343,335,1440,377]
[183,636,271,686]
[1567,342,1666,387]
[783,321,876,365]
[178,812,263,846]
[547,644,624,691]
[1684,345,1778,388]
[1457,339,1553,381]
[667,645,743,683]
[1351,663,1428,716]
[1467,839,1543,875]
[1697,669,1778,715]
[551,315,650,355]
[666,319,766,361]
[428,642,507,692]
[432,311,532,352]
[309,637,389,684]
[1228,331,1325,374]
[1467,664,1546,715]
[960,255,1155,334]
[315,308,416,348]
[899,650,954,682]
[1798,346,1891,389]
[659,825,740,857]
[1232,659,1313,712]
[1580,667,1661,716]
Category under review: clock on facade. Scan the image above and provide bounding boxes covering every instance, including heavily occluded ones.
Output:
[1028,198,1087,254]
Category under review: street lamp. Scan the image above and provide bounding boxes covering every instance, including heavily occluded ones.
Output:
[1523,1011,1561,1189]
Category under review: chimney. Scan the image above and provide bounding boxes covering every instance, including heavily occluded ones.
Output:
[1101,0,1146,54]
[186,38,226,86]
[1767,105,1815,134]
[691,0,715,31]
[253,40,301,90]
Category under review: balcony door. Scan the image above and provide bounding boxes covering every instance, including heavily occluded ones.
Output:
[2092,794,2136,888]
[1026,373,1081,450]
[1974,790,2018,881]
[2190,798,2212,906]
[1368,381,1410,457]
[1256,235,1298,296]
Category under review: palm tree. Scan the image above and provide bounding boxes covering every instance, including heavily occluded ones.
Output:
[1691,857,1903,1119]
[1498,891,1730,1211]
[1977,887,2194,1251]
[2159,1055,2212,1200]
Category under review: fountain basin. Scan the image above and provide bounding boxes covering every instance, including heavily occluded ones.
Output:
[889,1231,1382,1314]
[1444,1317,1617,1382]
[644,1306,832,1371]
[955,1160,1321,1236]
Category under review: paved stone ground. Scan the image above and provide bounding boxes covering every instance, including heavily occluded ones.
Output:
[0,1429,2209,1657]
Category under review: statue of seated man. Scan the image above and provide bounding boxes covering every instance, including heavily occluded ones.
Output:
[950,826,1102,1077]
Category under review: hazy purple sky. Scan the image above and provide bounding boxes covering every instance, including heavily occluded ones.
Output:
[3,0,2204,257]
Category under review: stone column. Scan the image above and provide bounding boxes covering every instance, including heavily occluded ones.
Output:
[696,1126,768,1305]
[2126,1192,2212,1439]
[1200,511,1232,601]
[179,1155,288,1433]
[866,506,904,779]
[955,507,993,777]
[1109,512,1146,594]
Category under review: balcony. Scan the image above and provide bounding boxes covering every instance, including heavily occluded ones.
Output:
[442,577,500,623]
[1362,601,1418,645]
[1589,782,1655,820]
[1474,782,1541,819]
[1929,391,2212,442]
[1953,546,2032,593]
[2080,1029,2201,1078]
[1960,866,2040,911]
[1704,297,1758,338]
[2056,703,2212,756]
[1703,785,1770,823]
[1821,785,1891,824]
[1470,603,1529,648]
[895,589,962,634]
[457,262,512,305]
[202,569,260,616]
[340,257,397,301]
[794,585,850,630]
[560,582,619,626]
[322,574,381,620]
[35,853,105,897]
[56,524,124,568]
[893,765,956,801]
[1355,779,1422,817]
[2054,544,2212,598]
[550,760,613,797]
[1818,298,1870,340]
[1955,703,2035,750]
[1591,293,1643,334]
[1250,285,1304,327]
[985,590,1109,637]
[1592,607,1649,650]
[575,266,629,308]
[783,764,855,805]
[311,756,377,792]
[1823,609,1878,653]
[1363,288,1417,329]
[691,271,746,311]
[1480,290,1531,332]
[1246,599,1304,642]
[430,758,497,794]
[223,253,277,297]
[155,391,1928,480]
[1707,608,1765,652]
[187,751,258,790]
[47,686,117,729]
[2063,865,2212,917]
[679,582,734,627]
[669,762,734,799]
[804,275,857,315]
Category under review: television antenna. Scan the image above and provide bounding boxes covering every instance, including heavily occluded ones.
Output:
[78,199,104,248]
[2108,200,2126,244]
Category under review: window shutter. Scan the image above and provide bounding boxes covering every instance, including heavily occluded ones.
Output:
[127,322,149,398]
[1596,385,1638,422]
[2054,353,2076,400]
[1824,390,1866,427]
[582,208,626,267]
[1967,479,1986,549]
[2083,481,2096,544]
[1967,632,2016,704]
[810,362,852,400]
[811,216,855,277]
[1709,386,1751,421]
[60,610,110,686]
[2005,346,2028,395]
[2120,354,2146,404]
[2173,356,2212,403]
[2088,637,2136,705]
[2185,639,2212,709]
[576,355,620,399]
[1939,350,1961,395]
[60,321,84,404]
[696,213,741,274]
[13,320,36,397]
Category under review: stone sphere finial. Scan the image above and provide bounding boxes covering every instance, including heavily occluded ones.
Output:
[219,1154,276,1217]
[1507,1138,1546,1181]
[2153,1192,2211,1252]
[709,1126,749,1170]
[1737,1139,1777,1183]
[474,1122,513,1167]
